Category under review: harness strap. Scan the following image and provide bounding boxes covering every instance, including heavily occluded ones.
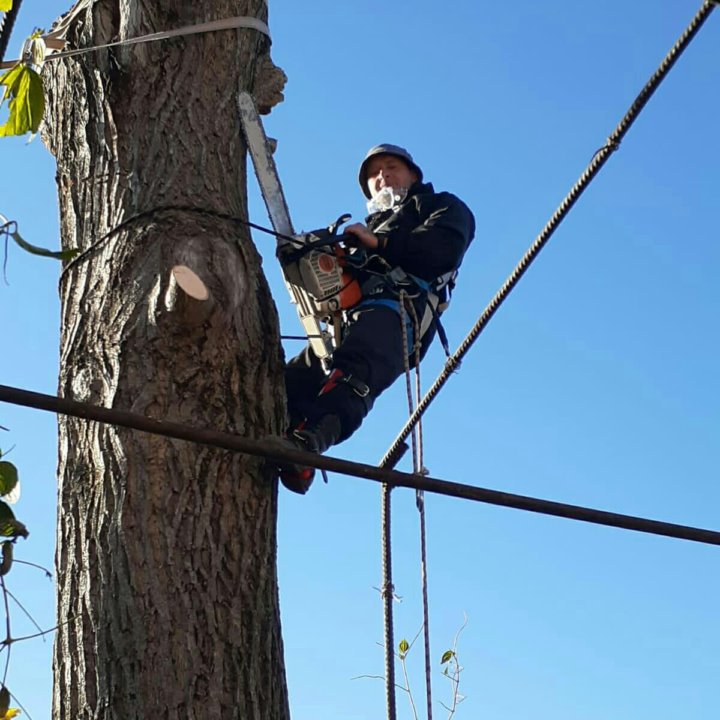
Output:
[355,294,451,359]
[356,298,417,351]
[342,373,370,398]
[353,264,455,357]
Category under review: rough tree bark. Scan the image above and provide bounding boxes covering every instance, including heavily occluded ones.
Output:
[41,1,290,717]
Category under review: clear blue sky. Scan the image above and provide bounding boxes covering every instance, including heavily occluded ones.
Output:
[2,1,719,718]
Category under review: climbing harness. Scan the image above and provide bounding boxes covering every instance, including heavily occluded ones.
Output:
[239,91,458,369]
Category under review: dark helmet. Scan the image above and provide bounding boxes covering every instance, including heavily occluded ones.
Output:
[358,143,423,198]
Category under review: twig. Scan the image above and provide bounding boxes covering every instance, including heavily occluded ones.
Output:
[5,588,44,637]
[7,624,60,644]
[352,674,411,693]
[9,687,33,720]
[0,575,11,686]
[10,559,52,578]
[400,650,419,720]
[5,615,75,645]
[440,614,469,719]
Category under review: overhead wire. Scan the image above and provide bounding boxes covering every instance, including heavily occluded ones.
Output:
[379,0,720,470]
[3,383,720,548]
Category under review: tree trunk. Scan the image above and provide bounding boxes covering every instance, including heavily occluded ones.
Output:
[42,2,290,718]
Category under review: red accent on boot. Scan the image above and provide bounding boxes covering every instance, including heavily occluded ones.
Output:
[279,466,315,495]
[277,425,317,494]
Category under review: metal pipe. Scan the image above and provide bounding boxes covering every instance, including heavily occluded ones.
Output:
[2,383,720,547]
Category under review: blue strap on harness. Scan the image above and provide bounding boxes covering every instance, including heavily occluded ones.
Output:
[356,298,416,351]
[353,269,453,358]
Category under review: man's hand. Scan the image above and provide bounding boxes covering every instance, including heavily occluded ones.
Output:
[344,223,380,250]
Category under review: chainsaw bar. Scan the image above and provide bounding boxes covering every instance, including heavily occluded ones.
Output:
[237,91,334,362]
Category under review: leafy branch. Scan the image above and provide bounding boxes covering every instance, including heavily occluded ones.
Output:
[356,616,470,720]
[0,441,46,720]
[439,614,468,718]
[0,31,45,139]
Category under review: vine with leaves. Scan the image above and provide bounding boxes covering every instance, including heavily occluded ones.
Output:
[0,440,33,719]
[0,0,77,264]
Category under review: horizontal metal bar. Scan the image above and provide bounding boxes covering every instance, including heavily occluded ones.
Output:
[1,383,719,547]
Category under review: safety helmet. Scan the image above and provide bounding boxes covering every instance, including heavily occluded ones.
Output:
[358,143,423,199]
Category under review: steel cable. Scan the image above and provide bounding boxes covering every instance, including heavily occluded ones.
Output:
[379,0,719,470]
[380,483,397,720]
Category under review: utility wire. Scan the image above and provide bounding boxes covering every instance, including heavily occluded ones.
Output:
[3,383,720,547]
[379,0,719,470]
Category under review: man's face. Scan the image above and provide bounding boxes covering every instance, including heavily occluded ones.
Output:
[365,154,418,198]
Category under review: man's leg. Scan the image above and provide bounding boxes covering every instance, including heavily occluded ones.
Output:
[279,303,425,493]
[303,304,407,444]
[285,343,328,429]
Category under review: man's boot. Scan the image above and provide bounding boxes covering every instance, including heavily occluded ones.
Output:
[278,414,342,494]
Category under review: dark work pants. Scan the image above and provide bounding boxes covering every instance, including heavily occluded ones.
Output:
[285,299,435,444]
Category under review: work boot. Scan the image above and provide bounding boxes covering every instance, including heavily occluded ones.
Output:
[278,414,342,494]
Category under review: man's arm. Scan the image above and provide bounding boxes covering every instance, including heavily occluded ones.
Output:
[379,194,475,282]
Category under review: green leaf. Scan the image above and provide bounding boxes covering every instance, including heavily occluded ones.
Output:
[0,461,18,497]
[399,639,409,654]
[0,1,13,13]
[0,501,26,539]
[0,501,14,523]
[440,650,455,664]
[0,62,45,137]
[0,519,28,539]
[10,227,78,260]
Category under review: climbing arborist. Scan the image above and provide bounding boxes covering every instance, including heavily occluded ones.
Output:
[278,143,475,493]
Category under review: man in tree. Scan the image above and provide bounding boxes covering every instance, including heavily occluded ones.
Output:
[280,143,475,493]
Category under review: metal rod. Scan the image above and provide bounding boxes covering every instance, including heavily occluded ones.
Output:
[2,383,720,547]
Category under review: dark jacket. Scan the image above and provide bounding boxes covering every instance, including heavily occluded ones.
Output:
[364,180,475,294]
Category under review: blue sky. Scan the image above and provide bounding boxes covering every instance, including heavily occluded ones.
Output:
[1,1,719,718]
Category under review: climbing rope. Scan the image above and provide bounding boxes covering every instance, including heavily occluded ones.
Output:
[393,291,433,720]
[379,0,719,471]
[407,299,434,720]
[0,14,270,69]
